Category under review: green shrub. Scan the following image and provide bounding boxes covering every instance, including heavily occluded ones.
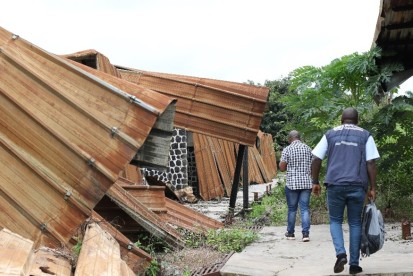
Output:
[205,228,258,253]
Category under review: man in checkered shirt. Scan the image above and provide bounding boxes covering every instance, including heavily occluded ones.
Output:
[279,130,313,242]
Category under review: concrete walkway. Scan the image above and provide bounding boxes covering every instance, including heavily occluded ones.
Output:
[220,223,413,276]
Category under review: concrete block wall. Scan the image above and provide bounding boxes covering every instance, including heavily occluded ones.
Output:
[143,128,189,191]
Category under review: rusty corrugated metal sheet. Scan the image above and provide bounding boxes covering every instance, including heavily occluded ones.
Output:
[0,26,174,247]
[257,131,277,180]
[193,133,225,200]
[90,211,152,273]
[74,223,133,276]
[164,198,223,233]
[193,132,277,201]
[0,228,34,275]
[64,58,177,171]
[104,179,184,248]
[117,68,269,146]
[29,247,72,276]
[121,164,144,185]
[62,49,122,78]
[372,0,413,90]
[0,225,147,275]
[246,146,265,184]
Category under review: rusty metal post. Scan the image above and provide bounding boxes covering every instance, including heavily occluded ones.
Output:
[402,220,412,240]
[229,144,246,209]
[243,146,249,210]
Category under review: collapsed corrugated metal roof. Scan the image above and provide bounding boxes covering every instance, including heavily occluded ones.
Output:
[373,0,413,90]
[116,68,270,146]
[0,225,148,275]
[193,132,277,201]
[62,51,176,171]
[0,26,175,247]
[62,49,121,78]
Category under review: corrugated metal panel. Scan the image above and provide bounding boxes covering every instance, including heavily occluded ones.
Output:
[117,68,269,146]
[0,226,148,275]
[247,146,265,184]
[90,211,152,273]
[193,133,225,200]
[64,58,177,171]
[164,198,223,233]
[373,0,413,90]
[193,132,277,201]
[29,247,72,276]
[0,26,173,247]
[121,164,144,184]
[257,131,277,180]
[209,136,233,196]
[74,223,123,276]
[0,228,34,275]
[62,49,122,78]
[105,179,184,248]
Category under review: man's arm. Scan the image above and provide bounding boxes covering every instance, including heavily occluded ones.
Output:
[367,159,377,201]
[311,156,322,196]
[279,161,287,172]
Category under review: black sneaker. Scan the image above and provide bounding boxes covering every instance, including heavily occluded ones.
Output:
[333,253,347,273]
[349,265,363,274]
[302,233,310,242]
[285,232,295,240]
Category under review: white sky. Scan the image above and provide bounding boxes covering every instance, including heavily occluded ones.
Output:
[3,0,413,92]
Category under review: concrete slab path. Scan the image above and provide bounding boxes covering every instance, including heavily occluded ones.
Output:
[220,223,413,276]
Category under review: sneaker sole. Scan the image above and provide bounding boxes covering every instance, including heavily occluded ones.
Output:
[286,237,295,240]
[302,238,310,242]
[334,258,347,273]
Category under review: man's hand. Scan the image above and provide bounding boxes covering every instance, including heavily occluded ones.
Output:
[312,184,321,196]
[368,189,376,201]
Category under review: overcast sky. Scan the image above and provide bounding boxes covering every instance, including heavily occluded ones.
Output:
[3,0,413,92]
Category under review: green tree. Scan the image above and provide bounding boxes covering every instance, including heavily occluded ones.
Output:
[281,47,403,146]
[260,77,292,150]
[260,46,413,218]
[366,94,413,217]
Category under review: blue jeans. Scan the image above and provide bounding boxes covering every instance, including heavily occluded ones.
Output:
[285,186,311,235]
[327,185,366,266]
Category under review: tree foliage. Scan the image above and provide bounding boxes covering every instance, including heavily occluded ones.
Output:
[366,95,413,210]
[259,77,292,150]
[259,47,412,217]
[280,47,403,145]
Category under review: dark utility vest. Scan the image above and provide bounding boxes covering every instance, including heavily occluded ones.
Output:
[325,124,370,191]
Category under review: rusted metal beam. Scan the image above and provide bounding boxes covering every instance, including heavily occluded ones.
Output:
[243,147,249,210]
[229,144,246,210]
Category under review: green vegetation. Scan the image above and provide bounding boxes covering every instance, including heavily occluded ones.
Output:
[259,46,413,221]
[247,177,330,226]
[134,234,170,276]
[72,237,82,256]
[205,228,259,253]
[248,180,288,225]
[182,226,259,253]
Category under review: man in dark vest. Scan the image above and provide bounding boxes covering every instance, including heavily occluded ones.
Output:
[311,107,379,275]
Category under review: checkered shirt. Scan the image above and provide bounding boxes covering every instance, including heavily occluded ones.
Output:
[280,140,312,190]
